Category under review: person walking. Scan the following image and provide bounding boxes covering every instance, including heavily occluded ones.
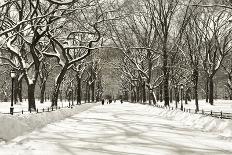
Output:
[102,99,105,105]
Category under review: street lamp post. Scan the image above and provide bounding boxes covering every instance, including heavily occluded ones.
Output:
[180,84,184,111]
[10,70,16,115]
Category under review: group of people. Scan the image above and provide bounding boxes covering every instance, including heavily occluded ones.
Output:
[101,99,123,105]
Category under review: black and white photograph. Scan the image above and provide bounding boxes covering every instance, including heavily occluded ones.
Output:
[0,0,232,154]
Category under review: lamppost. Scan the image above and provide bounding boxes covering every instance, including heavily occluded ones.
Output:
[180,84,184,111]
[10,70,16,115]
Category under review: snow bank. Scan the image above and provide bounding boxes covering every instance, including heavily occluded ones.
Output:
[157,99,232,113]
[0,103,97,141]
[150,106,232,139]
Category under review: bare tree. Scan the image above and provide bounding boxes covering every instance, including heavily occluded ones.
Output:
[108,0,163,104]
[0,0,60,110]
[223,54,232,100]
[181,7,205,111]
[145,0,179,106]
[195,8,232,105]
[39,58,59,103]
[44,0,113,106]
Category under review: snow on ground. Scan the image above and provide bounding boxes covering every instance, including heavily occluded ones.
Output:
[0,102,97,141]
[0,102,232,155]
[157,99,232,113]
[150,105,232,139]
[0,100,73,113]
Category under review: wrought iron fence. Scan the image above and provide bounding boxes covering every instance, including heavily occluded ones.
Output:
[0,103,86,115]
[153,104,232,119]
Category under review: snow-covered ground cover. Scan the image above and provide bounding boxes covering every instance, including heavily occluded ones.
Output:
[150,105,232,139]
[157,99,232,113]
[0,102,98,141]
[0,102,232,155]
[0,100,73,113]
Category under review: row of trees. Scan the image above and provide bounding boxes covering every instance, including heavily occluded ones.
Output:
[1,0,232,112]
[0,0,114,110]
[110,0,232,111]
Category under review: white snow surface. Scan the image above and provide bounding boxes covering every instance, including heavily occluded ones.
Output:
[0,102,232,155]
[157,99,232,113]
[155,99,232,138]
[0,103,96,141]
[0,100,72,113]
[153,106,232,138]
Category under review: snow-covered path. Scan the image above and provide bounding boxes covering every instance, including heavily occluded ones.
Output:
[0,102,232,155]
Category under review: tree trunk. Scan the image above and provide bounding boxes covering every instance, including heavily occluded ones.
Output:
[85,82,87,103]
[59,90,62,102]
[142,81,146,103]
[175,87,179,108]
[96,81,100,102]
[170,88,173,103]
[209,77,214,105]
[14,79,18,103]
[185,90,188,104]
[130,84,133,102]
[76,75,81,104]
[147,49,152,104]
[152,90,156,104]
[131,90,133,102]
[156,86,160,102]
[40,81,46,103]
[51,67,67,107]
[86,82,90,103]
[74,87,77,101]
[148,89,152,105]
[18,80,23,102]
[160,83,163,102]
[133,89,136,103]
[28,84,36,111]
[163,74,169,106]
[71,89,74,106]
[206,78,209,103]
[194,68,199,112]
[230,90,232,100]
[51,83,61,107]
[91,81,95,102]
[136,85,140,102]
[163,49,169,106]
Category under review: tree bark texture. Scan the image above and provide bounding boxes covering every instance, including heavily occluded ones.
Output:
[28,84,36,111]
[206,78,209,103]
[209,77,214,105]
[142,81,146,103]
[40,81,46,103]
[91,81,95,102]
[76,75,82,104]
[193,69,199,111]
[51,66,67,107]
